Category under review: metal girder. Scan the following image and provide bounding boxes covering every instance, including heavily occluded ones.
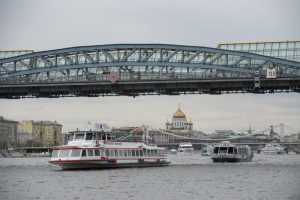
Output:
[80,51,93,63]
[39,56,53,67]
[1,62,255,78]
[230,57,246,66]
[142,49,157,62]
[164,50,179,62]
[0,44,299,67]
[122,48,136,61]
[0,44,299,80]
[101,50,115,62]
[185,51,202,63]
[19,60,30,68]
[208,53,224,64]
[61,54,74,65]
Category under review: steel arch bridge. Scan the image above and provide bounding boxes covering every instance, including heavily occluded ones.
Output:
[0,44,300,98]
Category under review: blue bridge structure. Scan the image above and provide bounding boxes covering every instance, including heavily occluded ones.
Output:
[0,42,300,98]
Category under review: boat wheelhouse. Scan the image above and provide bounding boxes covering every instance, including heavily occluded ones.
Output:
[49,130,170,170]
[211,141,253,162]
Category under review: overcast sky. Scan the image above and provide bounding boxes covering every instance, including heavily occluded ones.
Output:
[0,0,299,134]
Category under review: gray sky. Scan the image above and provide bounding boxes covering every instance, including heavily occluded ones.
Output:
[0,0,299,134]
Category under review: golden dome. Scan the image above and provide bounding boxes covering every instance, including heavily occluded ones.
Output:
[173,107,186,118]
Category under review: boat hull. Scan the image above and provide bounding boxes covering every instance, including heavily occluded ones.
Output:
[212,157,252,163]
[261,151,285,155]
[49,160,170,170]
[178,148,193,153]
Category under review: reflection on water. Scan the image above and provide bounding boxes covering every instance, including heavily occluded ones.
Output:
[1,153,300,200]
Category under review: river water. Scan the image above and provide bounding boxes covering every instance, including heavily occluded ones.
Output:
[0,153,300,200]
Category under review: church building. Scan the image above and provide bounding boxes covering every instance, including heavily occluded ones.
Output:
[165,106,193,133]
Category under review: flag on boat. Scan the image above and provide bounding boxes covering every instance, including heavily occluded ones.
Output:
[94,123,111,132]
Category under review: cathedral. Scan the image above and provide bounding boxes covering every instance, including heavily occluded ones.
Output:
[165,106,193,133]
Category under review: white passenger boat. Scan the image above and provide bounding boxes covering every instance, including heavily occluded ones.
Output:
[261,143,286,155]
[211,141,253,162]
[178,142,194,153]
[48,130,170,170]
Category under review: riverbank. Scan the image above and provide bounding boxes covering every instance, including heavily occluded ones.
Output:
[0,150,50,158]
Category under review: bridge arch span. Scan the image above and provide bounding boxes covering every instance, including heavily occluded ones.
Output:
[0,44,300,98]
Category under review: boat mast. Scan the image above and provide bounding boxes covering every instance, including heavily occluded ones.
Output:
[143,125,149,144]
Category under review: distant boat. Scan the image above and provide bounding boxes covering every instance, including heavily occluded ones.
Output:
[261,143,286,155]
[178,142,194,153]
[49,130,170,170]
[201,145,212,156]
[170,148,177,154]
[211,141,253,162]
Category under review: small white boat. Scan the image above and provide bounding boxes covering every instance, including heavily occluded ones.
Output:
[261,143,286,155]
[49,130,170,170]
[170,148,177,154]
[178,142,194,153]
[211,141,253,162]
[201,145,212,156]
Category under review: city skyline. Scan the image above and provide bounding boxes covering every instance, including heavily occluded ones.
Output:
[1,93,299,135]
[0,0,299,134]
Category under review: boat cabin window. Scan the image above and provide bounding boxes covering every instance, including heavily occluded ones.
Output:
[109,149,115,156]
[128,150,132,157]
[81,150,86,157]
[51,150,59,157]
[234,148,238,154]
[228,147,234,154]
[71,150,81,157]
[119,149,124,157]
[59,150,70,158]
[87,150,94,157]
[213,147,219,154]
[85,133,94,140]
[124,150,128,157]
[74,133,85,141]
[220,147,228,154]
[94,149,100,156]
[139,150,143,157]
[100,149,105,156]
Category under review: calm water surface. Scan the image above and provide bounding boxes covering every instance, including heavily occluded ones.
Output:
[1,153,300,200]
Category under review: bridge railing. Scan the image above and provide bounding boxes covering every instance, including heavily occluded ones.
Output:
[1,71,299,85]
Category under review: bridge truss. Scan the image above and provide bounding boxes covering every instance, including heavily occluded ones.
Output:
[0,44,300,98]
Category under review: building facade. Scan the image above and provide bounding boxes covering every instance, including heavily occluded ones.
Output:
[0,116,18,148]
[18,120,63,147]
